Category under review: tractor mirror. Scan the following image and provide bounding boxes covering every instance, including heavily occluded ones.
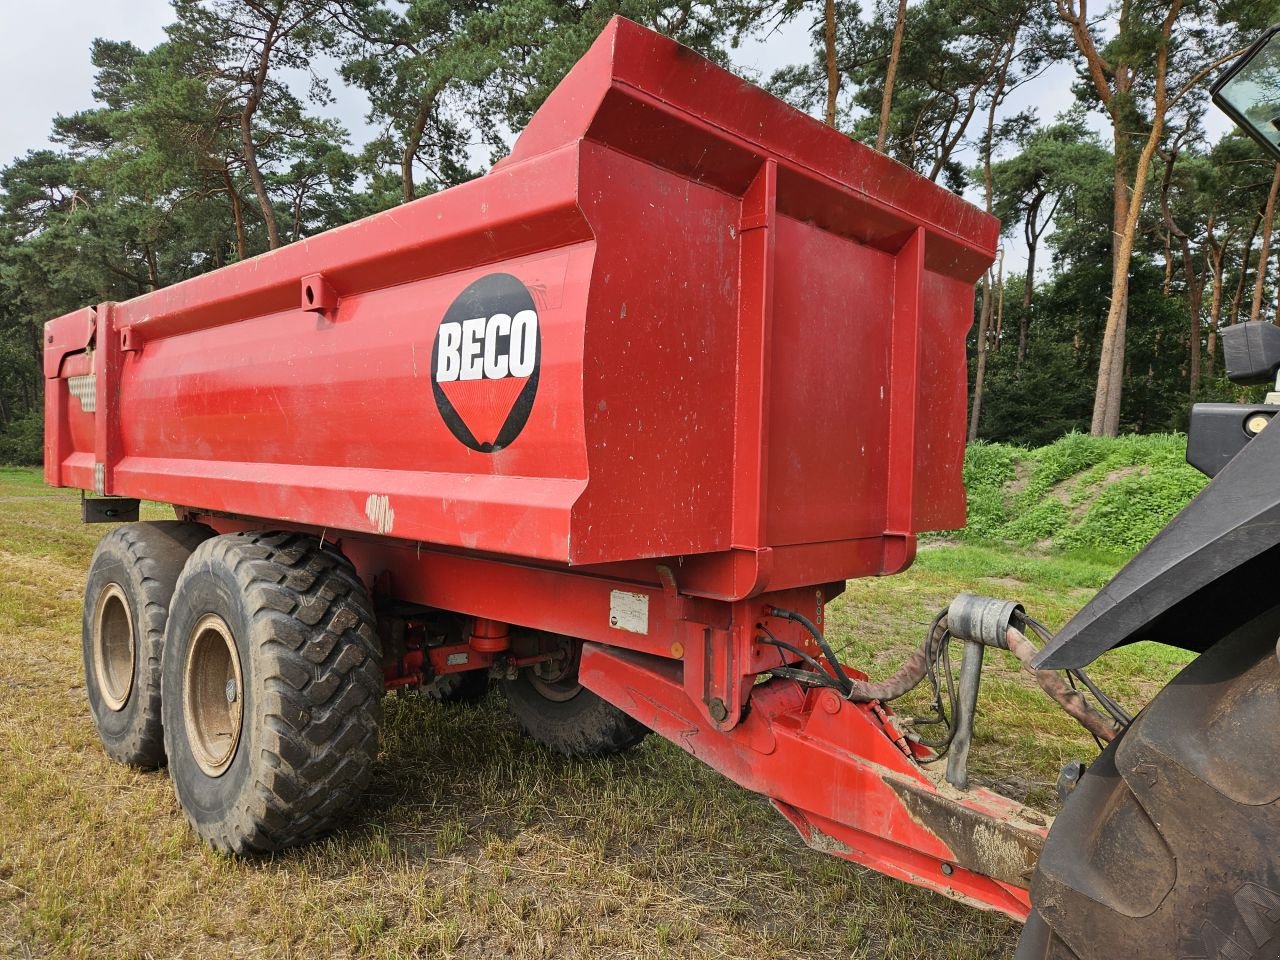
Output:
[1221,320,1280,386]
[1213,25,1280,163]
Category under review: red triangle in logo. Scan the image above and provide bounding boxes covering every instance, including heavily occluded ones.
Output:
[438,376,528,446]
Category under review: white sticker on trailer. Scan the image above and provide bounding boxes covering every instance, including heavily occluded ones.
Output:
[609,591,650,635]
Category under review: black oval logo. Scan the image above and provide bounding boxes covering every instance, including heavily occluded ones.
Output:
[431,273,540,453]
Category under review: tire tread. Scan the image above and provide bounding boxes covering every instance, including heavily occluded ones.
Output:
[503,669,648,758]
[84,520,211,767]
[1016,627,1280,959]
[165,531,381,854]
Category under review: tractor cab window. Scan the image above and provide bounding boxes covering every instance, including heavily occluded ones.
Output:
[1213,25,1280,163]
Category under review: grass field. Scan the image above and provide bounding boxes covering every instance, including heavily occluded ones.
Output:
[0,467,1191,960]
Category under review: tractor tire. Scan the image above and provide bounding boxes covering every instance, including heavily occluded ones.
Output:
[82,520,213,768]
[419,669,489,704]
[502,635,648,757]
[1015,624,1280,959]
[161,532,382,854]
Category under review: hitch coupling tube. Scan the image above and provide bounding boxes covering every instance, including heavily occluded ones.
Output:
[839,593,1122,746]
[946,592,1121,744]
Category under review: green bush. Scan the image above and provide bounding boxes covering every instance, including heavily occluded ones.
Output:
[1003,498,1069,546]
[961,441,1023,540]
[1058,466,1206,553]
[955,432,1206,557]
[0,412,43,467]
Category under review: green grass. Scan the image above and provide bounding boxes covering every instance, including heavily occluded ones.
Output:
[0,468,1191,959]
[958,433,1207,556]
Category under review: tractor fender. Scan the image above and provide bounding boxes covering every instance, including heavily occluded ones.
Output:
[1035,414,1280,670]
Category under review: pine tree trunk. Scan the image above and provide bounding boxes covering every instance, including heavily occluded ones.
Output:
[1059,0,1184,437]
[1207,242,1224,379]
[1093,64,1176,433]
[402,82,444,204]
[221,163,247,260]
[1250,162,1280,323]
[1233,212,1261,324]
[241,98,280,250]
[1090,144,1132,437]
[144,244,159,291]
[969,272,994,442]
[1159,146,1205,402]
[876,0,908,152]
[1162,229,1173,295]
[1019,230,1037,366]
[1098,285,1127,436]
[240,14,282,251]
[1187,268,1204,402]
[994,249,1006,349]
[1018,189,1054,368]
[824,0,838,127]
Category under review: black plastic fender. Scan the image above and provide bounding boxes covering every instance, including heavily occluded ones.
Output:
[1035,413,1280,669]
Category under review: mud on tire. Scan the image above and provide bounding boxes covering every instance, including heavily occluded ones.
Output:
[1016,625,1280,959]
[82,520,213,767]
[161,532,382,854]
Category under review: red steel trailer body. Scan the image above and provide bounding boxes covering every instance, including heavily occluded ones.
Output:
[44,17,1045,920]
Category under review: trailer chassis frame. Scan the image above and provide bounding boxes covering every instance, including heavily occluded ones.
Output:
[193,510,1044,920]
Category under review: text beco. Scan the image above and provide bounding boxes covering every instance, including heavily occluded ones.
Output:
[435,310,538,382]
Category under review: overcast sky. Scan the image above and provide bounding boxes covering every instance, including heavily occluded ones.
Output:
[0,0,171,164]
[0,2,1238,276]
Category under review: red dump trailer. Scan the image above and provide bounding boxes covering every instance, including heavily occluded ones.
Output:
[45,14,1054,938]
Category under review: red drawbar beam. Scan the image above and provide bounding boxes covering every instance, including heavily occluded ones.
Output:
[579,644,1044,920]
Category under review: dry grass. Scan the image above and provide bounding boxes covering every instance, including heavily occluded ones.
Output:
[0,468,1188,959]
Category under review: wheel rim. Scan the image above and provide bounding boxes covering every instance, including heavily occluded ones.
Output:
[183,613,244,778]
[92,583,134,711]
[529,636,582,703]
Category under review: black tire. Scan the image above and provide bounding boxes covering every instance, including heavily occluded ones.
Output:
[1016,625,1280,959]
[82,520,213,767]
[419,669,489,704]
[502,636,648,757]
[161,532,382,854]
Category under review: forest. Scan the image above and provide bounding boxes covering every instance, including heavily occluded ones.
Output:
[1,0,1278,464]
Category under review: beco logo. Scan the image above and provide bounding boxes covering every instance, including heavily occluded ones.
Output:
[431,273,540,453]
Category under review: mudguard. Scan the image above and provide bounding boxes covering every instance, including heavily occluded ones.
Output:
[1035,414,1280,669]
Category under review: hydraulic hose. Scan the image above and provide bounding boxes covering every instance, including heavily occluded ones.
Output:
[840,613,948,703]
[765,596,1125,749]
[766,606,855,693]
[796,608,1123,743]
[1003,625,1121,743]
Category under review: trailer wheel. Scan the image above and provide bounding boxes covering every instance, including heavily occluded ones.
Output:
[1015,625,1280,960]
[502,635,648,757]
[420,669,489,704]
[161,532,382,854]
[82,521,213,768]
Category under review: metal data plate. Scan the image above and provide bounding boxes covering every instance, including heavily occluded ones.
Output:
[608,590,650,635]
